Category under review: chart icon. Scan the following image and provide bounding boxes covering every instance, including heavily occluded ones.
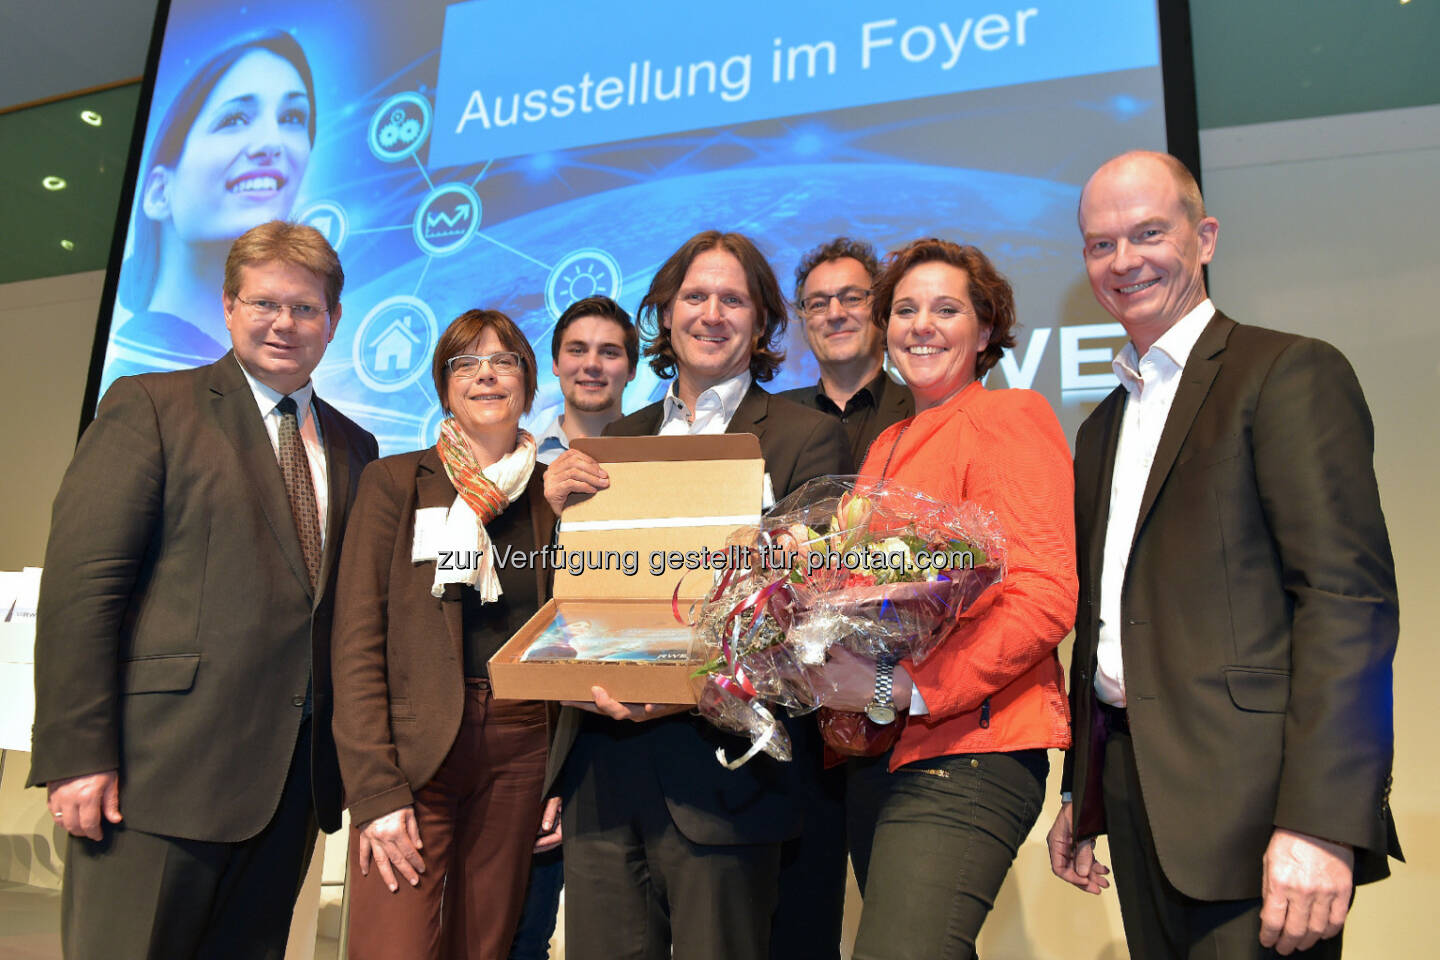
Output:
[413,183,481,257]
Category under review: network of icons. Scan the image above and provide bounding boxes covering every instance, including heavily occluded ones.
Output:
[349,89,628,443]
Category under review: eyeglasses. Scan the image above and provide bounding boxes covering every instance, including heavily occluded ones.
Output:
[447,352,524,378]
[800,287,872,318]
[235,296,328,322]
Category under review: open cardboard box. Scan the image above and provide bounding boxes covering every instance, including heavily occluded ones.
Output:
[489,433,764,703]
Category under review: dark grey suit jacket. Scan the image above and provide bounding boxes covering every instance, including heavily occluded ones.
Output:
[1062,313,1401,901]
[29,352,378,840]
[546,383,850,845]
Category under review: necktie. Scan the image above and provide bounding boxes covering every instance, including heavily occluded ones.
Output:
[277,397,322,591]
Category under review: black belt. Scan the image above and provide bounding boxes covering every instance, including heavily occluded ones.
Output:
[1098,700,1129,735]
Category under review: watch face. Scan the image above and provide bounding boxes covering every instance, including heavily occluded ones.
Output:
[865,703,897,726]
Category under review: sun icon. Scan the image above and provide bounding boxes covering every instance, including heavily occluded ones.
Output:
[560,260,610,302]
[545,248,623,319]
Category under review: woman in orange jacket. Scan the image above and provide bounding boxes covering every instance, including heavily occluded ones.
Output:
[818,238,1077,959]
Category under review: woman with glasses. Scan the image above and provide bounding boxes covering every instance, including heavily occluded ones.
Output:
[332,310,559,959]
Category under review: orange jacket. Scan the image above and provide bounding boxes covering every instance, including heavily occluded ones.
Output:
[859,381,1076,770]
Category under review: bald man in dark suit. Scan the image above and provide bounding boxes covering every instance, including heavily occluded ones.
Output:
[30,222,378,960]
[1046,152,1401,958]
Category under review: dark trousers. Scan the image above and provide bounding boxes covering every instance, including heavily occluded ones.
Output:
[846,750,1047,960]
[60,720,317,960]
[347,682,548,960]
[1102,721,1345,959]
[507,847,563,960]
[768,721,848,960]
[560,728,783,960]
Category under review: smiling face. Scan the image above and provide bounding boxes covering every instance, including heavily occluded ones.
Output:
[887,262,991,412]
[446,326,527,445]
[800,257,882,370]
[162,49,312,243]
[552,314,634,415]
[1079,155,1218,349]
[663,248,758,393]
[224,259,336,395]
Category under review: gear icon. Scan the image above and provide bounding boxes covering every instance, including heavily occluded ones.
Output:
[368,93,432,163]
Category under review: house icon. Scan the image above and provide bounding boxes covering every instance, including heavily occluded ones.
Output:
[371,317,422,373]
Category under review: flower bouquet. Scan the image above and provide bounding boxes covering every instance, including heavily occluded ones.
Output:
[686,476,1006,766]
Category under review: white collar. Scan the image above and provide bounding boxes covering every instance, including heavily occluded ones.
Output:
[235,354,315,419]
[1112,299,1216,396]
[663,370,752,423]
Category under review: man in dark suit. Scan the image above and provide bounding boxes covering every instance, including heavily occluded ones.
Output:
[543,230,850,960]
[771,236,912,959]
[1045,151,1400,958]
[777,236,913,468]
[29,221,378,959]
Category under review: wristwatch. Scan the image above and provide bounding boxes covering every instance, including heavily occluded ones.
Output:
[865,657,898,725]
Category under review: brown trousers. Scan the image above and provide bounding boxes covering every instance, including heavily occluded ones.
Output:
[347,682,548,960]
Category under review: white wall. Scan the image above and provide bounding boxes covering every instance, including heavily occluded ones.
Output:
[0,271,106,571]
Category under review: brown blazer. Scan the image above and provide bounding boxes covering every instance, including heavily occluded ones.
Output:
[331,447,554,825]
[1062,313,1401,900]
[29,353,378,839]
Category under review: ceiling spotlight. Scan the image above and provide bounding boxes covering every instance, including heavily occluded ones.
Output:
[61,239,75,251]
[43,176,67,191]
[80,110,103,126]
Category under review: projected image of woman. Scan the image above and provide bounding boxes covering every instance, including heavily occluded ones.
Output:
[114,31,315,369]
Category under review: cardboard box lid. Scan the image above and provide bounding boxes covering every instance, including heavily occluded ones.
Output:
[556,434,764,600]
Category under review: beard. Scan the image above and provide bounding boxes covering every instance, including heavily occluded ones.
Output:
[566,392,621,414]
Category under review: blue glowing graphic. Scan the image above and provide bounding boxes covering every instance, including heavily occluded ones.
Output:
[296,200,350,252]
[413,182,481,257]
[545,248,623,320]
[368,92,432,163]
[352,295,438,392]
[97,0,1173,455]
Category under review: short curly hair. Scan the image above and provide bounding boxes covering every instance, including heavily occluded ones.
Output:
[871,238,1017,379]
[791,236,880,311]
[638,230,787,382]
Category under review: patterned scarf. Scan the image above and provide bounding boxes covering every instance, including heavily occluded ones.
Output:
[428,418,537,601]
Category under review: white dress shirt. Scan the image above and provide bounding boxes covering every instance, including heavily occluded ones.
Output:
[236,358,330,541]
[1094,299,1215,706]
[658,371,751,436]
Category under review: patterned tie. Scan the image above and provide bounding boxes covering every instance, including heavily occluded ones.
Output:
[276,397,322,591]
